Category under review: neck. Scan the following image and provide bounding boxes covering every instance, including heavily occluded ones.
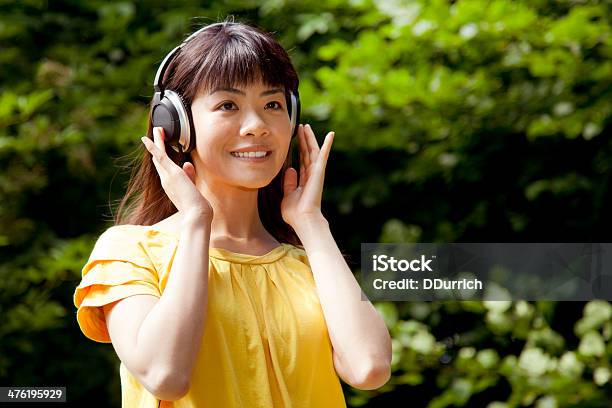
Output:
[194,176,274,244]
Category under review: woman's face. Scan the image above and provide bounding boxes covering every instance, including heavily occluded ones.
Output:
[189,80,292,190]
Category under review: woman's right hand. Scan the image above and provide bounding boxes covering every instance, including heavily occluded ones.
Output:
[141,127,213,222]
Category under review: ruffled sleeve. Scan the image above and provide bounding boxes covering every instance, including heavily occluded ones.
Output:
[73,226,161,343]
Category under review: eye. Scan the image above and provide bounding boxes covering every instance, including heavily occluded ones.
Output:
[218,101,237,111]
[265,101,283,110]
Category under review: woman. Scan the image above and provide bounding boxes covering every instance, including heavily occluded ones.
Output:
[73,19,391,407]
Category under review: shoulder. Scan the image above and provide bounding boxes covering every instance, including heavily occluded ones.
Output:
[85,225,172,273]
[93,224,177,248]
[89,225,146,258]
[282,243,311,267]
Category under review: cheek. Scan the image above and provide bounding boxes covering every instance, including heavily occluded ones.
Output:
[192,134,228,173]
[273,141,291,172]
[194,111,234,137]
[194,119,233,156]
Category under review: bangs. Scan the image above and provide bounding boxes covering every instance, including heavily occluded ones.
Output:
[184,26,297,98]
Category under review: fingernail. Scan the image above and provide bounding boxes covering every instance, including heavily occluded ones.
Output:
[141,136,147,143]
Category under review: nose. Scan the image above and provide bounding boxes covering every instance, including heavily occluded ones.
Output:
[240,109,269,137]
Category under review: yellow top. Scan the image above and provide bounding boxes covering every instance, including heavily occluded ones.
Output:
[73,225,346,408]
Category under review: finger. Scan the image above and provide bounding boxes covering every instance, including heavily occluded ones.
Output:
[298,125,310,170]
[318,131,335,172]
[304,124,320,164]
[142,137,167,184]
[142,133,173,186]
[151,127,173,171]
[299,161,306,188]
[142,136,161,165]
[183,162,196,184]
[153,127,166,152]
[283,167,298,195]
[298,126,308,188]
[302,132,333,200]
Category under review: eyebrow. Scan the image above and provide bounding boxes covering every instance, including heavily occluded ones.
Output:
[209,87,285,97]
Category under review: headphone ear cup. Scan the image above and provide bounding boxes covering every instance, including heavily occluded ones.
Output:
[288,90,301,139]
[294,90,301,138]
[151,90,196,153]
[151,97,181,150]
[177,93,196,153]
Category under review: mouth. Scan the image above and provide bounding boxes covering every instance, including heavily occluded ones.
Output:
[229,150,272,162]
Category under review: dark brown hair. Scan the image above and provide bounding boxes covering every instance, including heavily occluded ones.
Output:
[113,18,302,247]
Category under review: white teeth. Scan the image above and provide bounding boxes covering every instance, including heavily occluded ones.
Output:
[231,151,268,158]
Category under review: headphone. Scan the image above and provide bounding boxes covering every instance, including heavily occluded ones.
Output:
[151,22,301,154]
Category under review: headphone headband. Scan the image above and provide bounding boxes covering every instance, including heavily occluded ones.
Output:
[153,22,228,93]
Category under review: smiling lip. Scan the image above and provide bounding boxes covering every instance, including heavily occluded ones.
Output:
[229,151,272,162]
[230,144,272,153]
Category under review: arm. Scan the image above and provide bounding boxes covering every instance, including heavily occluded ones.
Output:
[294,216,392,390]
[281,124,391,390]
[103,213,211,400]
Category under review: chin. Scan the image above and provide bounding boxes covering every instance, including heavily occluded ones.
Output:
[233,177,274,190]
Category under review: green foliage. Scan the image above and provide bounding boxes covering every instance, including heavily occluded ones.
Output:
[352,301,611,407]
[0,0,610,406]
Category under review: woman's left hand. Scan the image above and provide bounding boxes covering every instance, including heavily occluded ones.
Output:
[281,123,334,229]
